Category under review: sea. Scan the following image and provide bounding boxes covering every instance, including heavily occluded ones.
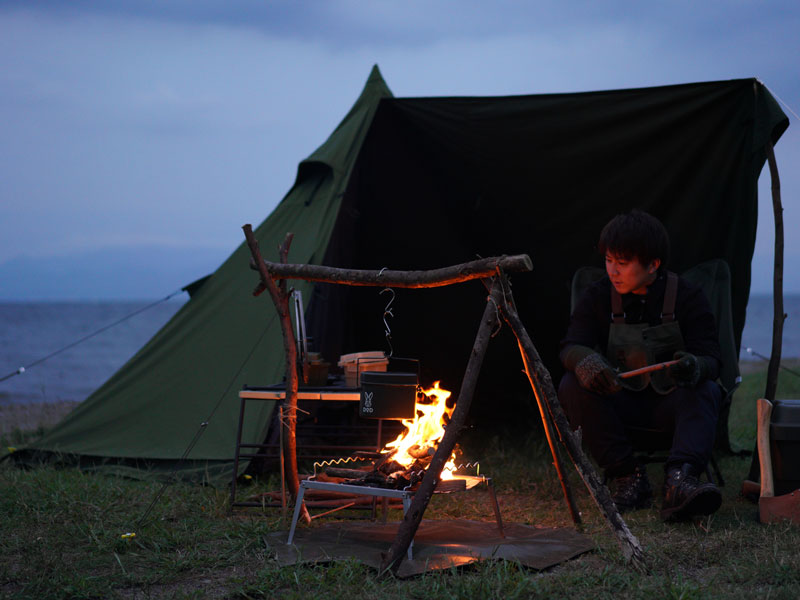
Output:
[1,295,799,407]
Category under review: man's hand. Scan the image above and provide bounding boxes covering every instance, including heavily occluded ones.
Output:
[574,353,622,396]
[669,351,710,387]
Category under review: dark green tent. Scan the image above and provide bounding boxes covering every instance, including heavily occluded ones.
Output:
[13,66,788,483]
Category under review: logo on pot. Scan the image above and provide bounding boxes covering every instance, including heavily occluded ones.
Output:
[362,391,373,414]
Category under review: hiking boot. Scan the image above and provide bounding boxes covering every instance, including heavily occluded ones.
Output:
[661,463,722,522]
[611,464,653,512]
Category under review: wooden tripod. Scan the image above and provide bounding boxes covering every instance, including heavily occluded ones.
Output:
[242,225,647,574]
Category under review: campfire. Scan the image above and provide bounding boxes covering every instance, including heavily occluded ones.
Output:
[321,381,462,489]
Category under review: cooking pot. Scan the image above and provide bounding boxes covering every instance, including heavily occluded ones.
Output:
[359,371,418,419]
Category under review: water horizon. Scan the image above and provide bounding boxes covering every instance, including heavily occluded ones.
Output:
[1,294,799,406]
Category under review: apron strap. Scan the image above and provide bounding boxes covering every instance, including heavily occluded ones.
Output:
[610,285,625,324]
[661,271,678,323]
[609,271,678,324]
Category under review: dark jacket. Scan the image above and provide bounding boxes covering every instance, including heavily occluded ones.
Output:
[560,271,722,380]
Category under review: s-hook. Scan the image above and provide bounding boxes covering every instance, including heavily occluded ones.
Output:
[380,287,395,358]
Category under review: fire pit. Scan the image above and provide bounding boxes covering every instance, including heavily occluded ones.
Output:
[286,382,504,558]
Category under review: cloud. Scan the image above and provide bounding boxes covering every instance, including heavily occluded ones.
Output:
[0,2,798,296]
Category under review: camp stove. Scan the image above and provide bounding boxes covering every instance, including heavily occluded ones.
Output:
[287,457,504,559]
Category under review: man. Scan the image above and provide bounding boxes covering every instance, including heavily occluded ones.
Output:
[559,210,723,521]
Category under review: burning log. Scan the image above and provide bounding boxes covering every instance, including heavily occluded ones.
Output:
[324,467,374,479]
[324,448,436,490]
[407,445,434,459]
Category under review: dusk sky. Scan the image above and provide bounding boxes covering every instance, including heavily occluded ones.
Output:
[0,1,798,299]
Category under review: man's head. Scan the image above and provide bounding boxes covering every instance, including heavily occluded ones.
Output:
[598,210,670,295]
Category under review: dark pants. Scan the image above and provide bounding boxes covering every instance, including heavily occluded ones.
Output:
[558,372,722,478]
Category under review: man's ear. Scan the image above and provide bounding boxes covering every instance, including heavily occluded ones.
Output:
[648,258,662,274]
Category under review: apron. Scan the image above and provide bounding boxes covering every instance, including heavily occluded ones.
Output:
[605,272,685,395]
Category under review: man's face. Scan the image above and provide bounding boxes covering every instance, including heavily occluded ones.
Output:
[605,253,660,295]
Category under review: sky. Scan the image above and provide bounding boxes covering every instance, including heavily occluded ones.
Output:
[0,0,798,299]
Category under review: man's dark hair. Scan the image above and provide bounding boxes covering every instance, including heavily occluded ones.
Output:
[598,210,670,268]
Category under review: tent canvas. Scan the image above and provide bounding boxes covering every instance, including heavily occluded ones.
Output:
[13,66,789,483]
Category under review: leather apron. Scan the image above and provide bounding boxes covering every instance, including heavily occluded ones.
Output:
[605,272,685,395]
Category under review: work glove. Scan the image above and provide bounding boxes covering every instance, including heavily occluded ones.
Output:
[669,351,711,388]
[574,353,622,396]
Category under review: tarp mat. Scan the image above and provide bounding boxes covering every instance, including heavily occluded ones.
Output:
[264,519,594,577]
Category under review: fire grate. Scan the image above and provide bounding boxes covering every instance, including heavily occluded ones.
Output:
[287,464,504,559]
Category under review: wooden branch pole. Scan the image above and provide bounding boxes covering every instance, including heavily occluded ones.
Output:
[242,225,310,525]
[512,336,582,527]
[379,280,501,575]
[765,139,784,402]
[495,276,648,571]
[251,255,533,287]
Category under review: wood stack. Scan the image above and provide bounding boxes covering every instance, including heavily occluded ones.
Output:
[323,448,465,492]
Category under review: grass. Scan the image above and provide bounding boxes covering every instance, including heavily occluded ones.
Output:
[2,363,800,599]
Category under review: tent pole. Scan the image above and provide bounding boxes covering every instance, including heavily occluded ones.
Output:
[764,139,785,402]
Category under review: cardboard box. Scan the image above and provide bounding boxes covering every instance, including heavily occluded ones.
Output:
[337,351,388,387]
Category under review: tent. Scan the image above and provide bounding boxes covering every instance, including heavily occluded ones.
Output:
[13,66,789,483]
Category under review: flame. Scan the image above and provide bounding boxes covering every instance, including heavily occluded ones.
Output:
[382,381,458,480]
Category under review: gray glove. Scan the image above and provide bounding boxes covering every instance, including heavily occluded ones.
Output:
[574,353,622,396]
[669,351,711,388]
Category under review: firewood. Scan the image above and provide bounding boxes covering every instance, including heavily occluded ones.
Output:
[381,460,406,475]
[352,451,385,459]
[408,445,433,459]
[324,467,370,479]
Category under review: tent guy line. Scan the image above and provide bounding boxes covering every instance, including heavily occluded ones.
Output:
[0,288,185,384]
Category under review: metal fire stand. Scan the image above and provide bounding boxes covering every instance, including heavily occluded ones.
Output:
[287,474,504,559]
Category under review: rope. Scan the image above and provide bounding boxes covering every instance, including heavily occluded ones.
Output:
[744,347,800,378]
[0,289,185,383]
[762,82,800,122]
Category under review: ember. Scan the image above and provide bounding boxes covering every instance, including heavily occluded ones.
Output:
[324,382,461,489]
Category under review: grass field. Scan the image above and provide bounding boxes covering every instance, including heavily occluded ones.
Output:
[2,363,800,599]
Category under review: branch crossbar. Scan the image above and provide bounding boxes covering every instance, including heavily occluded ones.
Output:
[250,254,533,288]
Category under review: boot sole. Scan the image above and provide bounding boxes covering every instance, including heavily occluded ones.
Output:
[661,488,722,522]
